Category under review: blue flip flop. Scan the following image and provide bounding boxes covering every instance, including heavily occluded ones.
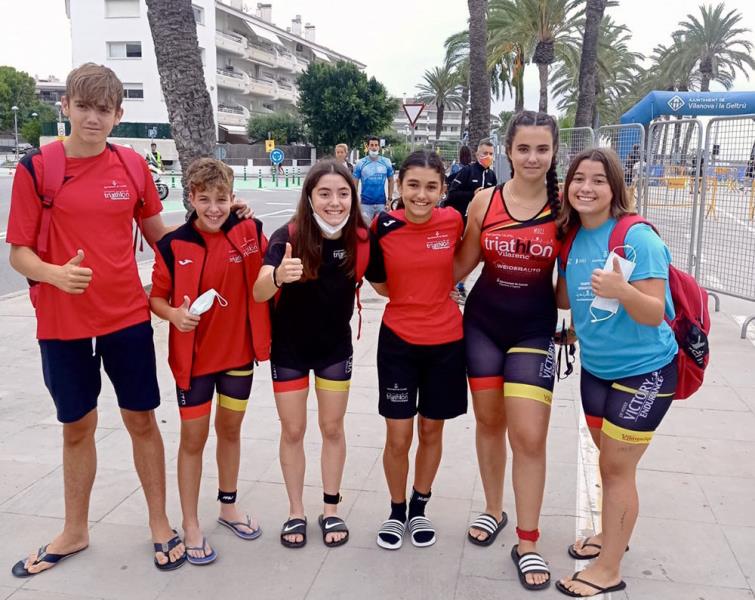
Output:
[153,530,186,571]
[217,515,262,540]
[185,537,217,566]
[12,544,88,578]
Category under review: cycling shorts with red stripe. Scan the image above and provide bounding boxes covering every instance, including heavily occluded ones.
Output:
[580,358,677,445]
[464,319,556,406]
[271,356,353,394]
[176,363,254,420]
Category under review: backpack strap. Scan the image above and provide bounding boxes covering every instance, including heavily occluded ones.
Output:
[112,144,148,251]
[558,225,580,273]
[353,226,370,340]
[609,214,658,258]
[38,141,67,256]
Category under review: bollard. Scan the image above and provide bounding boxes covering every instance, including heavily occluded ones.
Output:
[285,169,289,188]
[171,175,176,188]
[243,166,247,181]
[258,169,262,188]
[296,167,301,186]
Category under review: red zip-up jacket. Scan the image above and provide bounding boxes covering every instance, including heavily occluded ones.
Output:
[153,213,271,389]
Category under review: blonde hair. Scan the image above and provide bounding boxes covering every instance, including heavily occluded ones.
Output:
[335,143,349,153]
[65,63,124,110]
[186,158,235,195]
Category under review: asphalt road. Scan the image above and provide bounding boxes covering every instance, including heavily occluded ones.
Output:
[0,177,301,297]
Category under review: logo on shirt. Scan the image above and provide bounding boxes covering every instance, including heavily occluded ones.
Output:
[103,179,131,201]
[333,249,346,260]
[485,236,553,258]
[386,384,409,403]
[238,237,259,258]
[228,248,243,264]
[383,219,397,227]
[426,230,451,251]
[178,259,193,266]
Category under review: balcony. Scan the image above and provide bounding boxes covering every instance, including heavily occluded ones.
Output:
[294,57,309,73]
[276,81,295,102]
[246,43,276,66]
[217,103,249,127]
[216,68,248,92]
[276,52,297,71]
[215,30,247,56]
[247,77,276,97]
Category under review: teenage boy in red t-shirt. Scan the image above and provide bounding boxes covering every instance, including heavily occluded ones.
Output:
[6,63,192,576]
[149,158,270,565]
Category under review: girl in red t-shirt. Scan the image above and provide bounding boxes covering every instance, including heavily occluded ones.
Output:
[366,151,467,550]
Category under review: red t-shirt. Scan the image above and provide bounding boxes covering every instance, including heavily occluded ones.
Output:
[150,226,253,377]
[366,207,463,345]
[6,146,162,340]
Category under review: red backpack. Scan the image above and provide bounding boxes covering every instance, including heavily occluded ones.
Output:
[29,141,147,306]
[560,215,710,400]
[284,222,370,338]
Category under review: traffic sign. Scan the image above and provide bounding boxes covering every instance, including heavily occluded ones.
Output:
[265,139,275,152]
[270,148,285,164]
[148,127,158,139]
[403,103,425,127]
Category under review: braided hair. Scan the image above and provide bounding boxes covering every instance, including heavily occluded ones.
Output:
[504,110,561,222]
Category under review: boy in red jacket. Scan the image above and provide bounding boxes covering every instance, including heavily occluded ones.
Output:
[150,158,270,565]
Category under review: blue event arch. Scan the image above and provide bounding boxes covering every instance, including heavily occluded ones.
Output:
[612,91,755,158]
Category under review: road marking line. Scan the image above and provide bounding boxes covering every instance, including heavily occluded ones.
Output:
[0,230,6,241]
[265,202,293,206]
[255,208,295,218]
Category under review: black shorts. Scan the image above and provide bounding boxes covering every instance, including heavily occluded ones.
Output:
[377,324,467,420]
[177,363,254,420]
[581,358,677,445]
[39,321,160,424]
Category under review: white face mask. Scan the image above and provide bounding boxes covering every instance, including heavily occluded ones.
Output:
[309,197,349,237]
[189,288,228,316]
[589,245,636,323]
[368,150,379,158]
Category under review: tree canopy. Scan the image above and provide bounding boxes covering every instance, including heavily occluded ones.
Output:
[297,61,397,149]
[247,112,305,145]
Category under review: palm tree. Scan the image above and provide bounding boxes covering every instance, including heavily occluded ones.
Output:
[551,16,642,127]
[468,0,491,150]
[416,64,465,142]
[673,2,755,92]
[146,1,215,210]
[488,0,581,113]
[445,31,472,140]
[573,0,608,127]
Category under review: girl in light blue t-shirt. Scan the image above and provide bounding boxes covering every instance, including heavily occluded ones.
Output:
[553,148,678,598]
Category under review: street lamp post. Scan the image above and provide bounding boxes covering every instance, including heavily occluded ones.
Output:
[11,105,19,161]
[54,101,62,122]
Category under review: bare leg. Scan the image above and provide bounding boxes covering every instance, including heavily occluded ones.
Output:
[560,435,647,595]
[121,408,186,566]
[315,387,349,544]
[215,405,258,535]
[383,418,414,503]
[21,410,97,574]
[505,396,551,587]
[413,417,445,493]
[176,413,211,559]
[274,388,309,544]
[469,388,507,541]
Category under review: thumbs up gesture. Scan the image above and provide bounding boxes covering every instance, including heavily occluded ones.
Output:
[275,242,303,284]
[52,249,94,294]
[170,295,201,332]
[591,256,628,300]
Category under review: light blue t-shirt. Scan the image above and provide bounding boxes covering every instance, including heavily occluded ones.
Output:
[561,218,678,380]
[353,156,394,204]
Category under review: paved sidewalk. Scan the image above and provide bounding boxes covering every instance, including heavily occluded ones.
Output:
[0,272,754,600]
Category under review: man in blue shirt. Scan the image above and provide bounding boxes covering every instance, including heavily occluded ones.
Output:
[353,136,394,221]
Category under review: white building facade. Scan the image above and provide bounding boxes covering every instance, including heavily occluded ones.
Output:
[63,0,365,157]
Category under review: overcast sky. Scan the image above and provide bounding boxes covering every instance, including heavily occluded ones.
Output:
[1,0,753,116]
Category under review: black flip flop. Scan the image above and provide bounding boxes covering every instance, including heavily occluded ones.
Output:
[568,536,629,560]
[12,544,88,578]
[467,511,508,547]
[280,517,307,548]
[153,530,187,571]
[318,515,349,548]
[555,571,627,597]
[511,544,551,591]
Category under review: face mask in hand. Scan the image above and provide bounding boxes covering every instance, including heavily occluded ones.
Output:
[589,245,636,323]
[189,288,228,316]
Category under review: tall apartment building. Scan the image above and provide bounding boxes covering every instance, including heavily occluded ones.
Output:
[63,0,365,155]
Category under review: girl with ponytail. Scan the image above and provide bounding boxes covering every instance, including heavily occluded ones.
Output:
[454,111,563,591]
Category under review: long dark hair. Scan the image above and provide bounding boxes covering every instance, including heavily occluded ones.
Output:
[504,110,560,220]
[557,147,634,238]
[458,145,472,166]
[393,150,446,209]
[291,160,367,280]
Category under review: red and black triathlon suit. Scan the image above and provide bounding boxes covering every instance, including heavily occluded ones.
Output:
[366,207,468,420]
[464,186,561,405]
